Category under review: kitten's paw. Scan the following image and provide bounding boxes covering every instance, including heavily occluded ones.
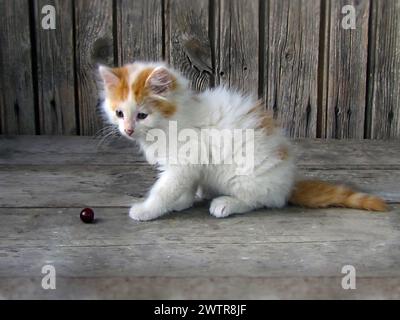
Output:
[129,203,155,221]
[210,196,252,218]
[209,197,235,218]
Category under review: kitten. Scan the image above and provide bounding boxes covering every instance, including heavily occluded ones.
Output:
[99,61,387,221]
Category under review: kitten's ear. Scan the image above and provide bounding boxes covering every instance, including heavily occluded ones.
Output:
[145,67,177,96]
[99,65,120,90]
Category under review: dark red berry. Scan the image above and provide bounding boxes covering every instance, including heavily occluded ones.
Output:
[80,208,94,223]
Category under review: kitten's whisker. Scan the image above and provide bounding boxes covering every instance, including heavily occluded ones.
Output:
[94,126,115,137]
[94,126,118,140]
[97,130,118,148]
[94,126,113,135]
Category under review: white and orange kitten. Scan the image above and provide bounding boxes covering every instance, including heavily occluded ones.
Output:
[99,61,387,221]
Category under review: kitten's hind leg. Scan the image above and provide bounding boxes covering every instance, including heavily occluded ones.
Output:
[209,196,252,218]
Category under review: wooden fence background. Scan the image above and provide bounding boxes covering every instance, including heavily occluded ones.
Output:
[0,0,399,139]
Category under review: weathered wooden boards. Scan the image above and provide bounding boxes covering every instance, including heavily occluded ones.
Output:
[216,0,259,95]
[1,164,399,207]
[0,204,400,299]
[33,0,77,135]
[323,0,369,139]
[167,0,213,90]
[265,0,320,138]
[0,164,155,207]
[2,135,400,167]
[75,0,114,136]
[0,0,399,138]
[368,0,400,139]
[2,276,400,299]
[1,207,400,279]
[117,0,163,63]
[0,0,36,134]
[1,136,400,208]
[0,136,400,299]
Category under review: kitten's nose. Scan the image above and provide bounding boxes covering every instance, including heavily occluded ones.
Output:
[125,129,134,136]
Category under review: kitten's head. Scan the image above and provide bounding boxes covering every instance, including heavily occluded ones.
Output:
[98,62,186,140]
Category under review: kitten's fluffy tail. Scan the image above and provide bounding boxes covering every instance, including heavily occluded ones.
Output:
[289,180,388,212]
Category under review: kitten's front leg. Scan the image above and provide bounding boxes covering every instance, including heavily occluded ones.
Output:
[129,169,196,221]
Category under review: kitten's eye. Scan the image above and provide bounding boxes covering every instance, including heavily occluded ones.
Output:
[137,112,148,120]
[115,110,124,118]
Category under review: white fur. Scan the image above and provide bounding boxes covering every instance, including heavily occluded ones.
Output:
[100,62,296,221]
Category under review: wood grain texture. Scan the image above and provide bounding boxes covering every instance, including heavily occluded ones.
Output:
[116,0,163,64]
[0,0,36,134]
[0,165,155,207]
[1,276,400,299]
[1,137,400,206]
[1,1,399,139]
[1,165,398,207]
[368,0,400,139]
[75,0,114,136]
[2,136,400,168]
[324,0,369,139]
[1,136,400,299]
[167,0,214,91]
[265,0,320,138]
[0,206,399,283]
[34,0,77,135]
[216,0,259,95]
[2,206,400,247]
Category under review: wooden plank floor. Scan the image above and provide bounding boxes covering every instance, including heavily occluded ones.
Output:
[0,136,400,299]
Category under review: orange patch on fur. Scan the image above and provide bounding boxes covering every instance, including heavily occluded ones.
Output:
[132,68,154,104]
[131,67,177,117]
[246,100,263,114]
[107,67,129,110]
[147,97,177,118]
[289,180,388,212]
[248,101,276,134]
[259,112,276,133]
